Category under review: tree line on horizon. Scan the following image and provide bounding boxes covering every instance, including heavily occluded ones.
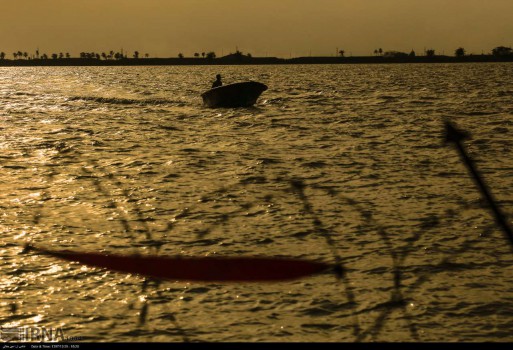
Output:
[0,50,152,61]
[338,46,512,58]
[0,49,219,61]
[330,45,511,58]
[0,46,512,61]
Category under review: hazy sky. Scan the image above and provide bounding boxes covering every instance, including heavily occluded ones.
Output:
[1,0,512,58]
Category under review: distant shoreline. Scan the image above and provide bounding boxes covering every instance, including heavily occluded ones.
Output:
[1,55,513,67]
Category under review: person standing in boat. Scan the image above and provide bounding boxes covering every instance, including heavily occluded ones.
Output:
[212,74,223,88]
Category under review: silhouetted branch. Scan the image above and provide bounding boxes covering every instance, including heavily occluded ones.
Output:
[444,121,513,248]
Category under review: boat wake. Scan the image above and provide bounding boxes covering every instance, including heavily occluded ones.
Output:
[67,96,183,106]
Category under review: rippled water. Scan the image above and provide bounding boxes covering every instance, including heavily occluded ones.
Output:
[1,63,513,342]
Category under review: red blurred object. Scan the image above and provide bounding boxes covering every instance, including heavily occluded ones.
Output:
[31,246,332,282]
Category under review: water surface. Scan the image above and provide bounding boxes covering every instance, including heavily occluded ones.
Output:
[1,63,513,342]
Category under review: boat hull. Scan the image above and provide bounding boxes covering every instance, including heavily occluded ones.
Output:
[201,81,268,108]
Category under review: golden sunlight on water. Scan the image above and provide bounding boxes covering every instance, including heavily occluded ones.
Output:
[0,64,512,342]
